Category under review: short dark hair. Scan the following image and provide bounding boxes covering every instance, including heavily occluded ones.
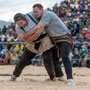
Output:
[33,4,43,9]
[14,13,26,22]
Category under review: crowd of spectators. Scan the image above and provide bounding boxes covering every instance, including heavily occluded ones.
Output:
[0,0,90,67]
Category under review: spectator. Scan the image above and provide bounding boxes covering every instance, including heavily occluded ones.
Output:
[5,51,12,64]
[12,52,19,61]
[2,25,7,34]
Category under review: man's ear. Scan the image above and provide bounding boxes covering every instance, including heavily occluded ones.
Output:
[25,16,28,25]
[41,8,44,12]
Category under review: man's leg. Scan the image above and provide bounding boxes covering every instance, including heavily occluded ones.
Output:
[12,48,36,79]
[51,47,64,77]
[57,42,73,79]
[57,42,75,85]
[42,49,55,80]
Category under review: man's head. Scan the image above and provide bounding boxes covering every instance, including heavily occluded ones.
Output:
[33,4,44,19]
[14,13,27,28]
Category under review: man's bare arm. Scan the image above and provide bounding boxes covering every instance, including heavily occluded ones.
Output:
[24,27,37,39]
[23,23,46,43]
[18,34,24,41]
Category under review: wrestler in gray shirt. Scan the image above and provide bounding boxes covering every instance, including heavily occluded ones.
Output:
[40,10,71,37]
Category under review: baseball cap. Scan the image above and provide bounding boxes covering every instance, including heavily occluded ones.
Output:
[14,13,26,22]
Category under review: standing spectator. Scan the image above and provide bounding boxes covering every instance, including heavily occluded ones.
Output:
[0,43,4,53]
[2,25,7,34]
[87,41,90,55]
[72,20,80,34]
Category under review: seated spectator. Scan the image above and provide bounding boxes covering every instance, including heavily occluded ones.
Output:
[73,36,77,42]
[0,43,4,53]
[17,50,23,60]
[15,44,24,53]
[32,55,42,66]
[1,45,8,53]
[3,37,8,42]
[7,41,12,51]
[78,40,84,50]
[12,52,19,61]
[71,28,76,36]
[5,51,12,64]
[79,45,88,55]
[75,36,84,48]
[71,47,80,67]
[87,41,90,55]
[80,51,89,67]
[82,28,89,37]
[0,51,6,64]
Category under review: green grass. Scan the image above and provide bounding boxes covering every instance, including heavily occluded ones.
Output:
[0,74,12,76]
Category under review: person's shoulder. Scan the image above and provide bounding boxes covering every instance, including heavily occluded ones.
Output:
[26,11,36,19]
[44,10,56,16]
[15,24,20,29]
[15,24,21,31]
[26,11,33,16]
[44,10,53,14]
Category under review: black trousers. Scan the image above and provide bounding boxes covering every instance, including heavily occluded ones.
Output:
[43,42,73,80]
[56,42,73,79]
[13,48,36,77]
[42,47,64,80]
[13,47,63,80]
